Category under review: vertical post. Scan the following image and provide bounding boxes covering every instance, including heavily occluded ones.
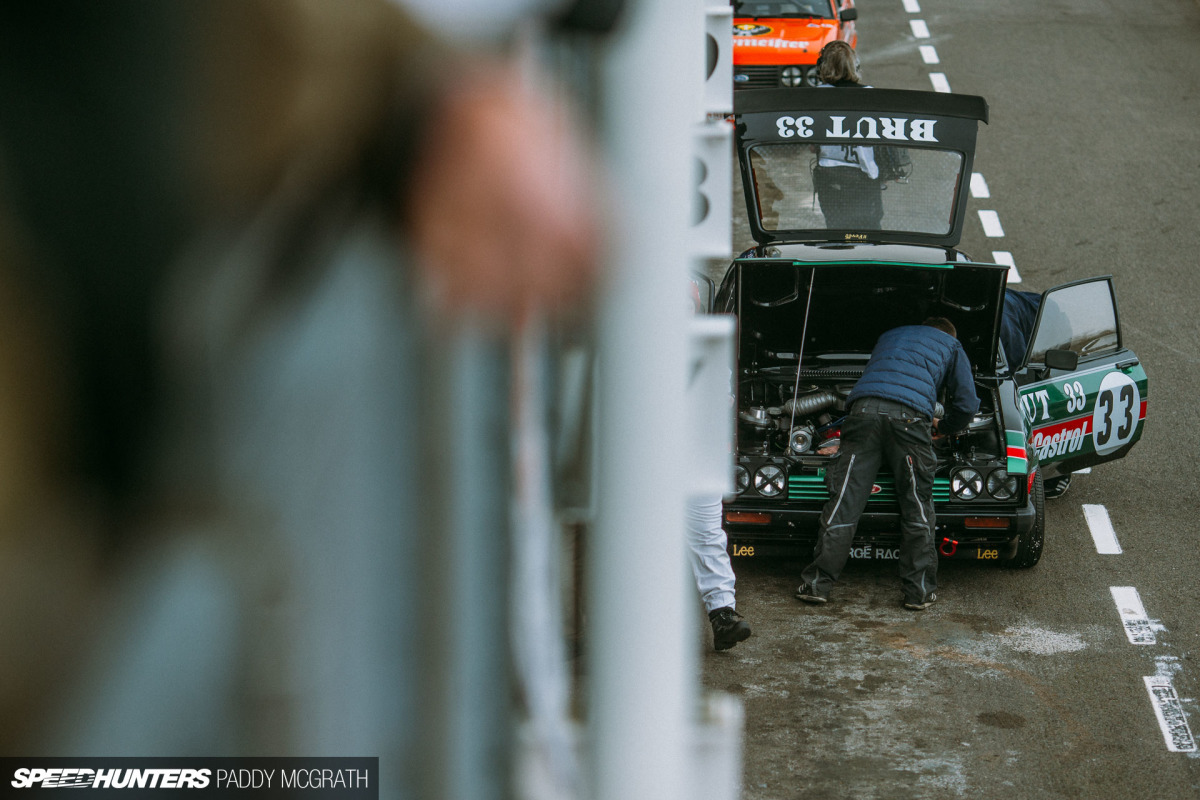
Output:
[588,1,702,799]
[696,0,734,261]
[418,321,513,800]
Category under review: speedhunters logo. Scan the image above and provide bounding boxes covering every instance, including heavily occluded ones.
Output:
[12,768,210,789]
[4,759,377,797]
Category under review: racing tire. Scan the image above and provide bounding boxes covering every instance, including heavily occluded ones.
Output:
[1005,471,1044,569]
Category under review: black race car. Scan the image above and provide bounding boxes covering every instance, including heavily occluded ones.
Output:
[715,88,1147,567]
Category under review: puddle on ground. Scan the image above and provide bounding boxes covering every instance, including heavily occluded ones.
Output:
[977,710,1027,729]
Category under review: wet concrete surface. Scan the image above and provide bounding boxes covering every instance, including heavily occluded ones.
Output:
[699,549,1193,799]
[699,0,1200,795]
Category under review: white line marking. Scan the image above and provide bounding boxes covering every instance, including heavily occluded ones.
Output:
[910,19,931,38]
[990,251,1021,284]
[1144,675,1198,752]
[978,209,1004,237]
[1110,587,1157,645]
[1083,503,1122,554]
[970,172,990,198]
[919,45,939,64]
[1075,468,1092,474]
[929,72,951,93]
[903,0,921,12]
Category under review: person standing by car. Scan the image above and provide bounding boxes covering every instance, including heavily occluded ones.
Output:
[686,279,751,650]
[795,317,979,610]
[688,494,752,650]
[812,40,882,229]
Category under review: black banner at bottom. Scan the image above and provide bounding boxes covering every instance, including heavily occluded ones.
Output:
[2,758,378,798]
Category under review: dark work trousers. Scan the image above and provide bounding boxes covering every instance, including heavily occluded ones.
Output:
[812,165,883,230]
[799,397,938,604]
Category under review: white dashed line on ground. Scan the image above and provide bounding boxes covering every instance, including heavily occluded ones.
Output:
[1083,503,1122,554]
[1110,586,1158,645]
[970,172,990,198]
[903,0,1197,765]
[990,251,1021,284]
[1145,674,1199,753]
[977,209,1004,237]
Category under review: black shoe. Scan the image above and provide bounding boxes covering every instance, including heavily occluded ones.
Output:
[795,583,828,605]
[903,593,937,611]
[709,606,751,651]
[1044,475,1072,499]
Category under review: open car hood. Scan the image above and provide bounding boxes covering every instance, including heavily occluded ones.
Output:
[735,88,989,247]
[734,258,1008,374]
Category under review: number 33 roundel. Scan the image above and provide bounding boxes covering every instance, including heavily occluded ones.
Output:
[1092,371,1141,457]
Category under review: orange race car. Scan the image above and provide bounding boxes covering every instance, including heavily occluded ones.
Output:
[733,1,858,90]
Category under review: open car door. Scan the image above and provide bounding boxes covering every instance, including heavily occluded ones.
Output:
[1015,277,1148,478]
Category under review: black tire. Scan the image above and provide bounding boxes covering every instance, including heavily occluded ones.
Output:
[1006,471,1044,569]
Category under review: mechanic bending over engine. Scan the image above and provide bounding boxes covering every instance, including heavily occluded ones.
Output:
[795,317,979,610]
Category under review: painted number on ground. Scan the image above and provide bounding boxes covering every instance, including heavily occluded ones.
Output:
[1110,586,1157,645]
[1144,676,1199,753]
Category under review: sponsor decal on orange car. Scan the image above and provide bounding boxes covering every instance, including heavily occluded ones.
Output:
[732,17,844,65]
[737,38,813,49]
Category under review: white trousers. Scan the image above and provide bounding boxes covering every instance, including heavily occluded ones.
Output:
[685,494,737,613]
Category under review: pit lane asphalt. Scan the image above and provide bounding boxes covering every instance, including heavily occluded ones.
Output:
[702,1,1200,797]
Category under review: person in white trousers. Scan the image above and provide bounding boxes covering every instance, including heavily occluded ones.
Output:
[687,494,751,650]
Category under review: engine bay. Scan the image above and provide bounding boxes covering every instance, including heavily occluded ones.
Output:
[737,368,1001,466]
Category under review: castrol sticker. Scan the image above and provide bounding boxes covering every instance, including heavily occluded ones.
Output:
[1031,417,1091,461]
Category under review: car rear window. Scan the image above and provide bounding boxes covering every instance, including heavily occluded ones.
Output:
[748,142,964,237]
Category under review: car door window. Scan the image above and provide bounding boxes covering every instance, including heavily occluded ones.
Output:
[1026,279,1119,365]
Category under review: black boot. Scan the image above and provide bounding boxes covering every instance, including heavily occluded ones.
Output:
[709,606,751,651]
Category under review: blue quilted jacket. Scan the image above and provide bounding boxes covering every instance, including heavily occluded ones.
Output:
[846,324,980,434]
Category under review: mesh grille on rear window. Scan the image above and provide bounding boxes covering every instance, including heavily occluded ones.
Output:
[749,143,964,236]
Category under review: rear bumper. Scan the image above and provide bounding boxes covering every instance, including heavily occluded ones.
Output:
[724,494,1036,561]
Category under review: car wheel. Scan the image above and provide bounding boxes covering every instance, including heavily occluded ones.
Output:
[1005,471,1044,569]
